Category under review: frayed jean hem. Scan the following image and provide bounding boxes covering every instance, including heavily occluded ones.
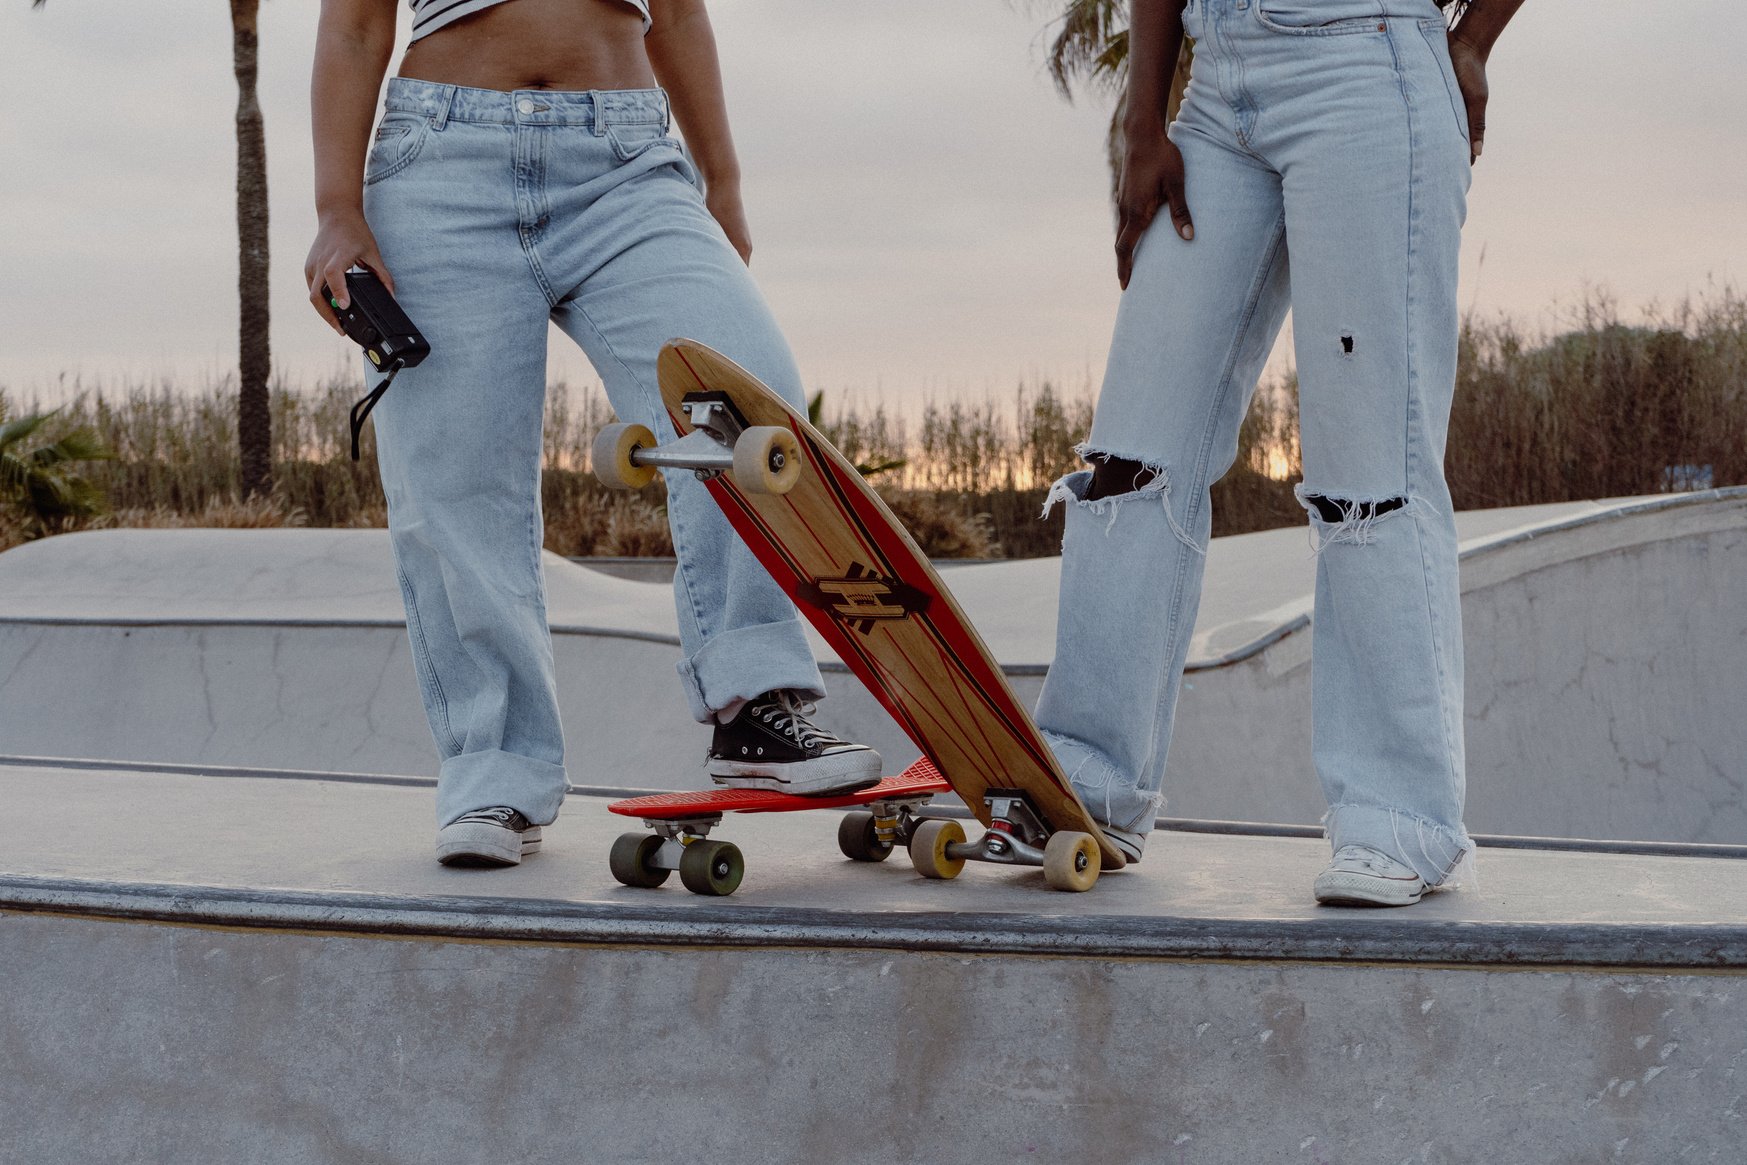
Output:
[1324,801,1477,889]
[436,748,568,827]
[1042,729,1165,836]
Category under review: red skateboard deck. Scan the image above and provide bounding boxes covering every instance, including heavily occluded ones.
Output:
[609,763,949,819]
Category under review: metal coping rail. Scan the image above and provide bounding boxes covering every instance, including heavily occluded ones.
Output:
[3,874,1744,968]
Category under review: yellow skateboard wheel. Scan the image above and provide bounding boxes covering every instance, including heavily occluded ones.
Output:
[592,422,658,490]
[909,818,966,880]
[733,426,802,496]
[1043,831,1100,893]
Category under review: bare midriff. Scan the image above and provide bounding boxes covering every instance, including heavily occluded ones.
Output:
[398,0,655,92]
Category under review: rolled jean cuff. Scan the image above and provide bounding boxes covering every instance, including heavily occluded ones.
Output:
[1323,802,1475,888]
[1043,730,1164,835]
[675,621,826,724]
[436,749,568,827]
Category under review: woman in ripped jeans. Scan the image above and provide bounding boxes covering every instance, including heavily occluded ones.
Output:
[1038,0,1524,904]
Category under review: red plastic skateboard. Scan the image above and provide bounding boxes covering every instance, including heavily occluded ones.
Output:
[606,760,951,896]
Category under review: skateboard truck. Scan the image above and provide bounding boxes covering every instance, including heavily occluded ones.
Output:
[907,789,1102,892]
[610,812,748,897]
[592,392,804,496]
[950,792,1051,867]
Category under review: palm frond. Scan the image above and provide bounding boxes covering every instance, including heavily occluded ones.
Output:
[0,410,57,450]
[0,407,111,536]
[28,431,112,469]
[1045,0,1129,99]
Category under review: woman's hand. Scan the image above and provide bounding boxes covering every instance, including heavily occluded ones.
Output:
[1111,124,1194,291]
[304,210,394,333]
[706,183,753,265]
[1114,122,1193,290]
[1447,34,1490,163]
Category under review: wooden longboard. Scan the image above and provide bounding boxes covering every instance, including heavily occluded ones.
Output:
[657,339,1124,869]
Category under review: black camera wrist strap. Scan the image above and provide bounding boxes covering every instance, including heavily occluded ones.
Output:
[350,363,404,462]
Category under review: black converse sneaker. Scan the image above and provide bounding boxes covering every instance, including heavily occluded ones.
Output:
[436,806,543,867]
[708,690,882,796]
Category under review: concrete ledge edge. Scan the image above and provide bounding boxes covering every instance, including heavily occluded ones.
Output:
[2,875,1743,970]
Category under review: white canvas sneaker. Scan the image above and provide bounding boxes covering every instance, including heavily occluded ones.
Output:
[436,806,543,867]
[1314,844,1427,907]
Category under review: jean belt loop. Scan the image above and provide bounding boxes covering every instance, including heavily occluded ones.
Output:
[432,84,457,131]
[589,89,607,136]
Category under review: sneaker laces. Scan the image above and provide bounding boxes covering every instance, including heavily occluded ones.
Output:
[1331,844,1413,877]
[454,806,524,827]
[754,691,836,750]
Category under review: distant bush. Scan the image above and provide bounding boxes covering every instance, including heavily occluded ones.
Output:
[1447,290,1747,508]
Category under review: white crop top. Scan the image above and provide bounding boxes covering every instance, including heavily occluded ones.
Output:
[408,0,651,43]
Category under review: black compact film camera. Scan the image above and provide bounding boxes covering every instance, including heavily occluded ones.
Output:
[323,268,430,372]
[322,269,431,460]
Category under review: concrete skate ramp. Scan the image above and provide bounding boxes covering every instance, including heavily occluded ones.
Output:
[0,529,708,791]
[1,489,1743,842]
[2,760,1744,1164]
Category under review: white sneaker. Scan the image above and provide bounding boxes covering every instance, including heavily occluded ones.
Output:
[1314,844,1427,907]
[437,807,543,867]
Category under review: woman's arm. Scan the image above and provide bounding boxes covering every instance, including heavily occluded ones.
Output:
[305,0,398,331]
[1447,0,1527,162]
[645,0,753,263]
[1114,0,1191,289]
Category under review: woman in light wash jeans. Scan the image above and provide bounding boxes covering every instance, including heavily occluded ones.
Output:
[305,0,878,869]
[1039,0,1524,904]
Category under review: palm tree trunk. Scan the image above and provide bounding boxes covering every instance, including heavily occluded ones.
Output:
[232,0,272,497]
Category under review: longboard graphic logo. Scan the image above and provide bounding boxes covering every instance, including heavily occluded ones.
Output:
[798,562,931,635]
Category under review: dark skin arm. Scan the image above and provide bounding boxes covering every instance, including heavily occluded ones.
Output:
[1114,0,1192,290]
[646,0,753,263]
[1446,0,1527,162]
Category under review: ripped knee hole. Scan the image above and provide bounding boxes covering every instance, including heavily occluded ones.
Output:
[1085,454,1162,502]
[1302,494,1407,525]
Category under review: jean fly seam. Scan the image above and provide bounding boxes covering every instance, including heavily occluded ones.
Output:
[397,563,464,757]
[515,127,558,306]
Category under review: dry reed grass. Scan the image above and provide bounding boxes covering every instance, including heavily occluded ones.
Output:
[5,287,1740,559]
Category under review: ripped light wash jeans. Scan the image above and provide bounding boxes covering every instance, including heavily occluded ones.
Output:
[362,80,824,828]
[1037,0,1476,885]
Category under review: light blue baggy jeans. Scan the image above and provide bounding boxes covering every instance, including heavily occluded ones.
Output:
[1037,0,1477,885]
[361,80,824,828]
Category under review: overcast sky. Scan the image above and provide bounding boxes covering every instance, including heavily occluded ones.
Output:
[3,1,1744,411]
